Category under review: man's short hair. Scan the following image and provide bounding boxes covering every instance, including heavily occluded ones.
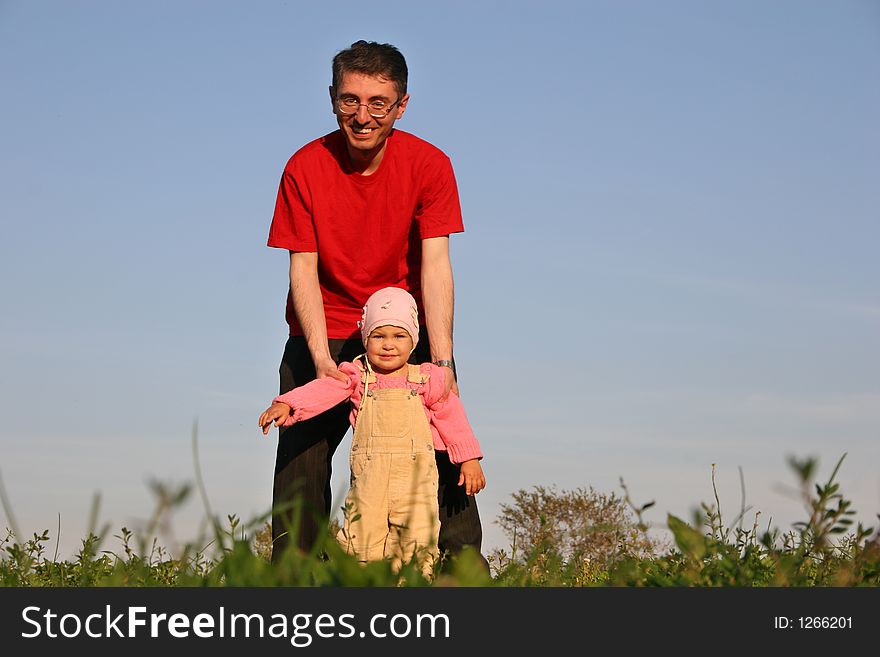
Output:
[332,40,408,98]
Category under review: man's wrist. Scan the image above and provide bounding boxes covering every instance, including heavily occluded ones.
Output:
[433,359,456,377]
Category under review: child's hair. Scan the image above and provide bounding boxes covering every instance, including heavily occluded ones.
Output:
[357,287,420,350]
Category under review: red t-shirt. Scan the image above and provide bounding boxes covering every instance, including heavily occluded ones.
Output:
[267,129,464,339]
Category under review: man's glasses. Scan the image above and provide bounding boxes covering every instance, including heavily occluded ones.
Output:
[335,96,401,119]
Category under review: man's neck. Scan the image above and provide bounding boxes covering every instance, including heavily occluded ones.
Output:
[345,141,388,176]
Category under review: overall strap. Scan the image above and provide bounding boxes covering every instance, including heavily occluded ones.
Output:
[355,354,377,411]
[406,363,428,386]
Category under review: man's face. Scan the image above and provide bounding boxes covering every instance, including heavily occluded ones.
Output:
[330,72,409,160]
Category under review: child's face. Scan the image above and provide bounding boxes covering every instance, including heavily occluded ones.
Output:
[366,325,414,375]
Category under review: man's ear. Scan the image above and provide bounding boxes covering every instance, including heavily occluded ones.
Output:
[395,93,411,119]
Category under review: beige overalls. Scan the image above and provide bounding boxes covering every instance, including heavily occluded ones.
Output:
[336,360,440,577]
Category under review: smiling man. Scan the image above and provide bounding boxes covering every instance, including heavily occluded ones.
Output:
[266,40,487,570]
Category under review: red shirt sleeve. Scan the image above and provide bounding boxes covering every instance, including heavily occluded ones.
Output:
[415,153,464,240]
[267,159,318,252]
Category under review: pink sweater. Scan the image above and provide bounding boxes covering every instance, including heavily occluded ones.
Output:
[273,362,482,465]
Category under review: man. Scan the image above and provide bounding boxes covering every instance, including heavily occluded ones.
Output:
[266,40,486,569]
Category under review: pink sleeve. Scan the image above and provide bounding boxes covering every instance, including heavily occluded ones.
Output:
[273,362,359,425]
[422,364,483,464]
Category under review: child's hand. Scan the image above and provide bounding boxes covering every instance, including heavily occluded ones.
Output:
[457,459,486,496]
[259,402,292,435]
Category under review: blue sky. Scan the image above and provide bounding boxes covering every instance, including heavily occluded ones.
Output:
[1,0,878,558]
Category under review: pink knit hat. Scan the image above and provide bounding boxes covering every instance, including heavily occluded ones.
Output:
[358,287,420,349]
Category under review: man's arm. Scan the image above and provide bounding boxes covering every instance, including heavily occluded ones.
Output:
[421,236,458,397]
[289,251,348,382]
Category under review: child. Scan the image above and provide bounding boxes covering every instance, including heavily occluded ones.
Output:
[259,286,485,577]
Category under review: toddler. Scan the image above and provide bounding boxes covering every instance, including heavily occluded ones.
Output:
[259,287,485,576]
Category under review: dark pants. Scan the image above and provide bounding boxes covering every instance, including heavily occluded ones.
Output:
[272,335,488,570]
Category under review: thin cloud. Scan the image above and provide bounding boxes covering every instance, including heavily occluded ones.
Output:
[602,265,880,322]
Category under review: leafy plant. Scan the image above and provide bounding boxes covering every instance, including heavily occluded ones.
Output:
[2,451,877,587]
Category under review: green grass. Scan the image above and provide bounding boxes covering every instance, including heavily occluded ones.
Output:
[2,442,878,587]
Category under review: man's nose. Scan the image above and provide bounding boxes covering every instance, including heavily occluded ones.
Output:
[354,103,372,122]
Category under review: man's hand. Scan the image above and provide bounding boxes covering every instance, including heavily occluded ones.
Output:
[421,236,458,399]
[439,365,459,401]
[289,251,347,383]
[259,402,293,435]
[457,459,486,496]
[315,356,348,384]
